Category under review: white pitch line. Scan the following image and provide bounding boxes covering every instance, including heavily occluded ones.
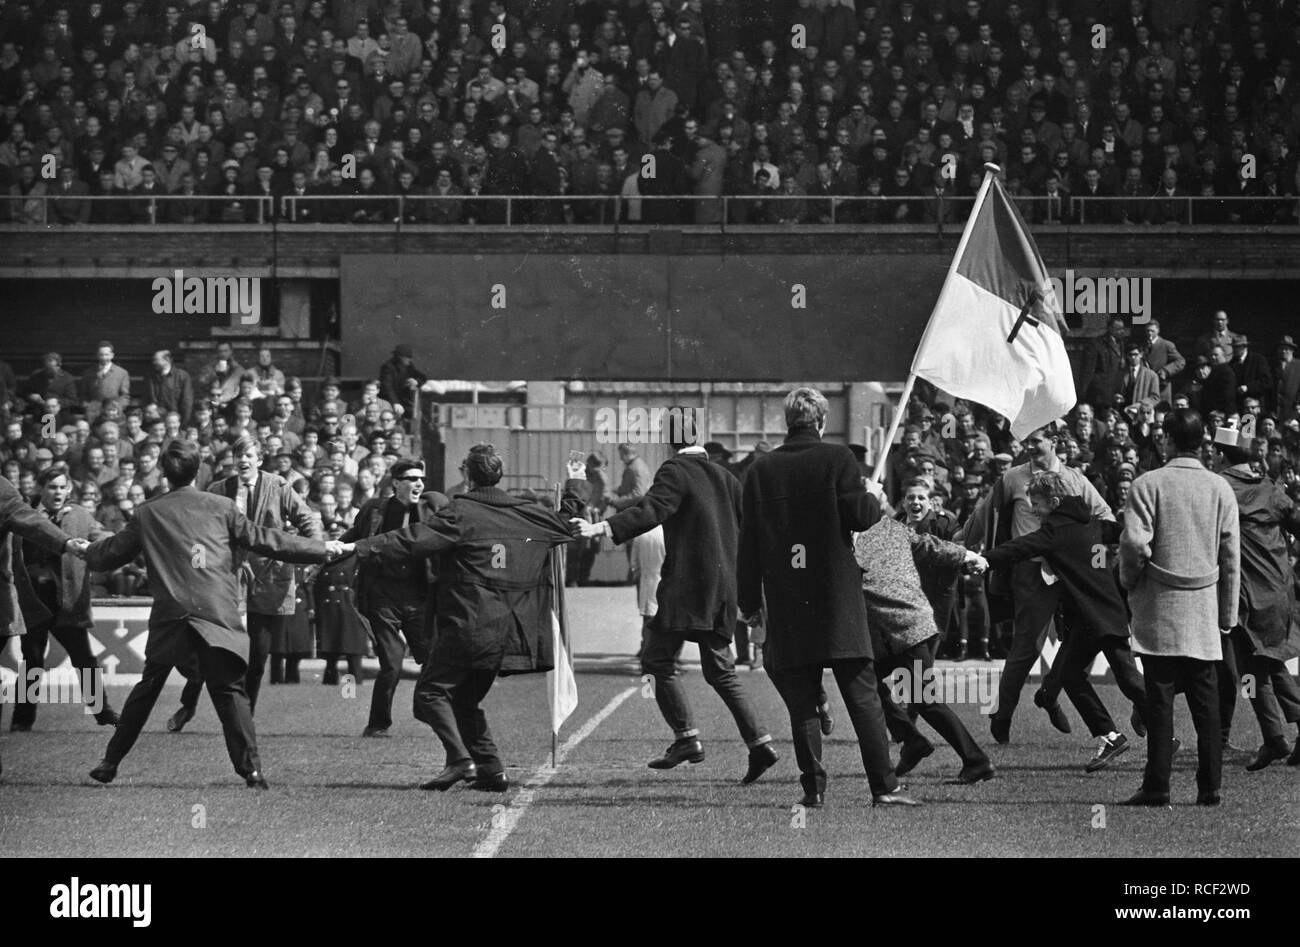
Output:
[471,685,637,859]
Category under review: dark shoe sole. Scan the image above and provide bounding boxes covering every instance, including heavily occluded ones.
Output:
[648,753,705,770]
[1085,741,1130,772]
[951,763,996,784]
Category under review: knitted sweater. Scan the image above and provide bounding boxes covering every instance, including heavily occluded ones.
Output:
[853,518,969,656]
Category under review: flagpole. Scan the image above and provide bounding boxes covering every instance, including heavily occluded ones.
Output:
[870,163,1003,485]
[553,481,562,769]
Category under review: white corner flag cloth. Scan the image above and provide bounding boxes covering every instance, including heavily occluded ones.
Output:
[548,608,578,733]
[911,171,1076,438]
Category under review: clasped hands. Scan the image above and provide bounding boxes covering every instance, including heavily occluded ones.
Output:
[963,549,989,575]
[324,540,355,560]
[64,538,91,560]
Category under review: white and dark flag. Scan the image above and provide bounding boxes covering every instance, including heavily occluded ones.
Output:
[911,171,1077,437]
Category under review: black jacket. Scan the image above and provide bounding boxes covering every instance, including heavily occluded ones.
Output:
[607,451,742,636]
[983,495,1129,639]
[354,485,581,673]
[738,428,883,670]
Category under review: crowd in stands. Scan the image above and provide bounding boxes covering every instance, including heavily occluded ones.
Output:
[0,338,429,594]
[1,0,1297,225]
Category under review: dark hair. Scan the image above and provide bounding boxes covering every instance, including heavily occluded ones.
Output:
[463,443,504,487]
[1164,408,1205,453]
[36,463,72,487]
[391,459,425,480]
[664,405,700,451]
[162,439,201,486]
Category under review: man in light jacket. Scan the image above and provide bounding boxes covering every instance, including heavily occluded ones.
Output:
[1119,409,1240,807]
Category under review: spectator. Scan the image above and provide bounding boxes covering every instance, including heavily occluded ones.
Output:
[78,341,131,425]
[379,344,427,421]
[145,350,193,426]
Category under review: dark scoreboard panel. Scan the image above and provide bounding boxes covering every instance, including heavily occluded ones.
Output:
[339,253,949,380]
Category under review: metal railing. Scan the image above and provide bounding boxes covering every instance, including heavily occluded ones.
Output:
[6,192,1299,230]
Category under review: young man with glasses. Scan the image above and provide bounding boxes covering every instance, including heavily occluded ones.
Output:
[339,460,433,737]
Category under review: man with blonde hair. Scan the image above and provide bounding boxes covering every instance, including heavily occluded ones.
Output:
[739,387,919,808]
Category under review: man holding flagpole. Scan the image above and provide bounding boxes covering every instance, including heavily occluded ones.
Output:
[872,164,1096,745]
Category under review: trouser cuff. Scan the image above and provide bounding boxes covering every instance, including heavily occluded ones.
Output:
[674,728,700,740]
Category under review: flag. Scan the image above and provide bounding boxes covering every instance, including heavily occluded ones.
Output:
[547,542,578,736]
[911,169,1076,438]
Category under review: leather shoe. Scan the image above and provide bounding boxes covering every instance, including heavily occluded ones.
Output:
[1129,706,1146,738]
[990,717,1010,744]
[420,761,477,791]
[1120,790,1170,807]
[648,737,705,769]
[798,792,824,809]
[741,742,779,784]
[895,738,935,777]
[872,791,923,807]
[166,706,195,733]
[469,772,509,792]
[1288,741,1300,766]
[361,726,390,738]
[974,644,992,661]
[89,760,117,784]
[245,771,269,790]
[817,703,835,736]
[1034,689,1072,734]
[953,760,996,784]
[1245,743,1289,771]
[94,708,120,727]
[1196,791,1221,806]
[952,643,968,662]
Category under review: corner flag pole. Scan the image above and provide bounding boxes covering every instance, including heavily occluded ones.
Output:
[870,163,1003,484]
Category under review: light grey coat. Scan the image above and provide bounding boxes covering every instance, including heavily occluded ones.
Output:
[1119,456,1241,661]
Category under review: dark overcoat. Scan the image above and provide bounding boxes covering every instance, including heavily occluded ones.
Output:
[1,475,69,637]
[983,495,1130,639]
[737,428,884,671]
[85,486,328,667]
[606,451,742,637]
[1220,466,1300,661]
[353,486,578,673]
[314,555,371,655]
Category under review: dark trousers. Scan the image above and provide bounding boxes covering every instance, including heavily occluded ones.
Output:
[412,661,501,775]
[322,653,364,685]
[640,622,768,747]
[1140,655,1221,797]
[1041,633,1149,737]
[768,658,899,797]
[1223,628,1300,747]
[13,622,114,726]
[993,561,1060,723]
[178,611,283,716]
[878,639,988,766]
[106,626,261,778]
[364,600,429,731]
